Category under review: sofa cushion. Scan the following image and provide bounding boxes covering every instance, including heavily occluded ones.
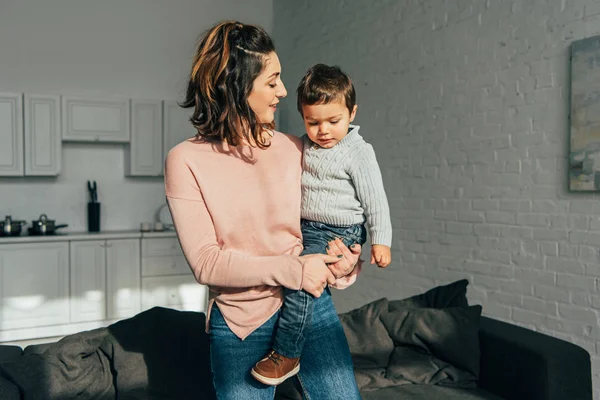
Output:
[385,346,477,388]
[0,346,22,363]
[0,328,114,400]
[338,297,394,369]
[388,279,469,313]
[355,367,409,391]
[103,306,215,399]
[0,308,215,400]
[0,374,19,400]
[361,384,504,400]
[382,305,483,387]
[23,343,54,355]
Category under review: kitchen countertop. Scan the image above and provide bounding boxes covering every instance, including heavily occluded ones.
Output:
[0,229,177,244]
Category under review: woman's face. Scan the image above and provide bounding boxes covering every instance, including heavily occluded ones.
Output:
[248,52,287,124]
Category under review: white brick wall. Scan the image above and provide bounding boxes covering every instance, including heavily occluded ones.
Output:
[274,0,600,397]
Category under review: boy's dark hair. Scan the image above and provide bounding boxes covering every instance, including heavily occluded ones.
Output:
[296,64,356,116]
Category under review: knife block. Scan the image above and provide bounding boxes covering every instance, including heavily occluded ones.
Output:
[87,202,101,232]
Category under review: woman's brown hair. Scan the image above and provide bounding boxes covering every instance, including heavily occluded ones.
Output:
[181,21,275,148]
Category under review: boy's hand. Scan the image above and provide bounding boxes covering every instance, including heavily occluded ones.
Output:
[371,245,391,268]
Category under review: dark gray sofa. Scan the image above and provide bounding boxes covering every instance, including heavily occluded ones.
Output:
[0,282,593,400]
[351,315,592,400]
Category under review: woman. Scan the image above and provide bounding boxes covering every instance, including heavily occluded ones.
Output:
[165,20,363,399]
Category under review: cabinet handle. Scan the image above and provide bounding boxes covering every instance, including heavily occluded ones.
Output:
[106,243,112,247]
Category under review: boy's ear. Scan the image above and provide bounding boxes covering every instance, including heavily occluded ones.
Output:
[349,105,358,122]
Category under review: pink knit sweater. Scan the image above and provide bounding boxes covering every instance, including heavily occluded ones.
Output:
[164,131,358,339]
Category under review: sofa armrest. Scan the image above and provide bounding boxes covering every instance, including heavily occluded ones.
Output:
[478,316,592,400]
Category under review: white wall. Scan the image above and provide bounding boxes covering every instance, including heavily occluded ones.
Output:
[274,0,600,396]
[0,0,272,231]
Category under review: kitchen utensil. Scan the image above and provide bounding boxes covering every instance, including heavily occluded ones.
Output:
[87,180,98,203]
[153,222,164,231]
[88,202,101,232]
[140,222,151,232]
[0,216,28,237]
[29,214,69,235]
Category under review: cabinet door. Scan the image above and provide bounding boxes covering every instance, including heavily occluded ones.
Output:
[0,242,69,330]
[162,101,195,163]
[125,99,163,176]
[106,239,141,319]
[62,96,130,142]
[24,94,62,176]
[0,93,24,176]
[141,274,207,313]
[70,240,106,323]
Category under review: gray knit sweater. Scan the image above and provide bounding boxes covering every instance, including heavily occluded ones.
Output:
[301,125,392,247]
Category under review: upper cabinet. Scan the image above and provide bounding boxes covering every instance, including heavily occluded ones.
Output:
[62,96,130,143]
[163,101,195,161]
[0,93,61,177]
[125,99,163,177]
[0,93,24,176]
[0,92,197,177]
[24,94,62,176]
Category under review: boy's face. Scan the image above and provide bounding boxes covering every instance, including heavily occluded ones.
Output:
[301,101,357,149]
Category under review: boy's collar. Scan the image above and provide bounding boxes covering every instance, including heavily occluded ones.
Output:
[337,125,361,146]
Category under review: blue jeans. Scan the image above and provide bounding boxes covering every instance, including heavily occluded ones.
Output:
[273,220,367,358]
[210,289,362,399]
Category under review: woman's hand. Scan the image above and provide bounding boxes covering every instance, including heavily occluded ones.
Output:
[325,239,362,279]
[299,253,340,298]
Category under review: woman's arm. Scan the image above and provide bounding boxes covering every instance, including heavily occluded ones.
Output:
[167,196,304,289]
[165,149,304,290]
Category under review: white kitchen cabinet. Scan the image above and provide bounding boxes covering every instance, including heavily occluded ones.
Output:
[125,99,163,177]
[162,100,195,163]
[0,242,69,330]
[141,237,207,312]
[141,275,207,312]
[70,240,106,323]
[106,239,141,319]
[70,239,140,323]
[24,94,62,176]
[62,96,130,142]
[0,93,24,176]
[0,233,194,343]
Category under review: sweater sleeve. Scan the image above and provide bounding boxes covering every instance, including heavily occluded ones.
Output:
[164,147,304,290]
[348,144,393,247]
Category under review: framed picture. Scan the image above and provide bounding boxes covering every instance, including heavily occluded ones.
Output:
[569,35,600,191]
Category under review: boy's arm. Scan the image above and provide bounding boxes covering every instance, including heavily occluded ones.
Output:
[348,143,392,247]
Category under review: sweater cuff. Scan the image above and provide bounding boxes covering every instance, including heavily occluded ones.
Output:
[280,255,304,291]
[371,231,392,248]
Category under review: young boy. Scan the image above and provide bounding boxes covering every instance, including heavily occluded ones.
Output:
[251,64,392,386]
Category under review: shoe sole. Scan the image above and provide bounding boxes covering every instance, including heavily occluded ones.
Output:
[251,363,300,386]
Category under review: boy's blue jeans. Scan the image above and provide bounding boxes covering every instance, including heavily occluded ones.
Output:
[273,219,367,358]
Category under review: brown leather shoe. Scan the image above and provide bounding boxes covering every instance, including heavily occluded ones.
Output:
[251,350,300,386]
